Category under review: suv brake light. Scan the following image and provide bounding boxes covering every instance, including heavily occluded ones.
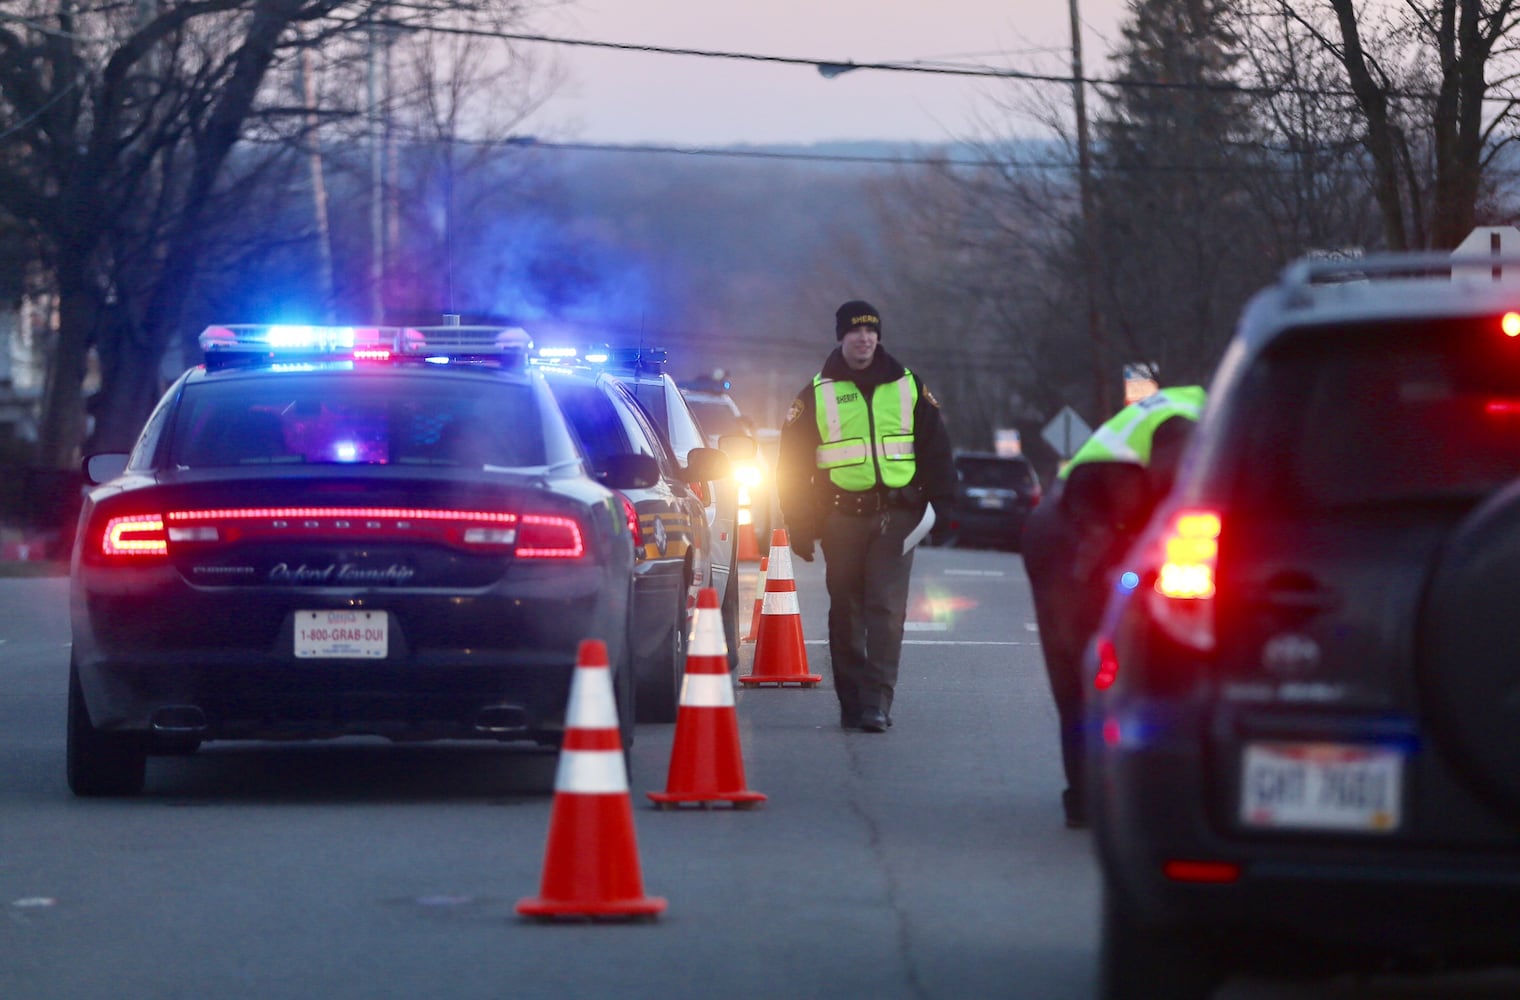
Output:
[1142,508,1220,651]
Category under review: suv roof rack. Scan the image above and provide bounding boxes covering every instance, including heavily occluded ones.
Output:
[198,324,532,370]
[1279,252,1520,306]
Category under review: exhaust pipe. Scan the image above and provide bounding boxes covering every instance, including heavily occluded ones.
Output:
[151,705,207,734]
[473,704,528,734]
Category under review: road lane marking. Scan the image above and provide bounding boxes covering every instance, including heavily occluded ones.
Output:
[799,639,1038,646]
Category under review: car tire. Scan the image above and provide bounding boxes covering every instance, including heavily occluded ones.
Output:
[1098,884,1222,1000]
[67,660,147,797]
[615,636,636,751]
[636,585,688,725]
[722,565,741,673]
[1418,479,1520,816]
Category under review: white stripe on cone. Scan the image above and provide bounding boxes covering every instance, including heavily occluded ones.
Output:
[761,589,800,615]
[689,600,727,656]
[767,543,795,581]
[555,749,630,794]
[679,673,736,708]
[564,664,619,731]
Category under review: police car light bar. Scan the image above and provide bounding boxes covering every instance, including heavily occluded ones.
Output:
[199,325,533,368]
[529,343,666,372]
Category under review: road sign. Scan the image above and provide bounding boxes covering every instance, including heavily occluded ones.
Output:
[1042,406,1092,459]
[1452,226,1520,280]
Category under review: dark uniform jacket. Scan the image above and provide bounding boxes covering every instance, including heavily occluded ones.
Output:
[776,345,957,544]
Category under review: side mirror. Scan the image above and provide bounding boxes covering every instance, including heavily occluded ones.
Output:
[600,453,661,490]
[682,446,732,482]
[1060,461,1155,532]
[717,433,757,462]
[84,453,130,485]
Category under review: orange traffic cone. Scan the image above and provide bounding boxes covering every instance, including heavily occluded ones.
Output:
[736,516,761,563]
[742,555,768,643]
[740,529,822,687]
[649,588,766,810]
[516,639,667,921]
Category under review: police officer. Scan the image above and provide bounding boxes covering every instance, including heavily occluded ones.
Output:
[1022,385,1206,827]
[776,300,956,733]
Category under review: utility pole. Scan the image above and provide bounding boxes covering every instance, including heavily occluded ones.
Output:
[368,22,385,322]
[1069,0,1112,416]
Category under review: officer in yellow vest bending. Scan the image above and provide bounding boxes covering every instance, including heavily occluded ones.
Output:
[1022,384,1206,827]
[776,300,957,733]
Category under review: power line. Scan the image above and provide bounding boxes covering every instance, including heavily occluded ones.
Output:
[381,20,1511,105]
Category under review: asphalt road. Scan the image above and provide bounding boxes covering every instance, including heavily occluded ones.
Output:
[2,550,1517,999]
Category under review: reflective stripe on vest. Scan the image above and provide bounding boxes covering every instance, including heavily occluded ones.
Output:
[813,370,919,491]
[1059,385,1207,478]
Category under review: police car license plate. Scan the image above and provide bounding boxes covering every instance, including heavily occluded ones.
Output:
[295,610,388,659]
[1240,742,1402,833]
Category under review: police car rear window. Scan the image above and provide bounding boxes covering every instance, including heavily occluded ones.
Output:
[169,373,548,468]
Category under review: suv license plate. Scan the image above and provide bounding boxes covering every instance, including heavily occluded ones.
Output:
[1240,742,1402,833]
[295,610,388,659]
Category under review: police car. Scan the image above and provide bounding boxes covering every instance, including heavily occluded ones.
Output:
[532,347,732,721]
[68,324,653,796]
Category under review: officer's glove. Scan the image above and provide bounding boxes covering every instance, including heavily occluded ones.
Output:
[791,538,815,563]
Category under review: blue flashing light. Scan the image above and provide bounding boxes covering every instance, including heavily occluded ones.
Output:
[199,324,533,370]
[1119,570,1140,593]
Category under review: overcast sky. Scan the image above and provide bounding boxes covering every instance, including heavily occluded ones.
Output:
[522,0,1132,146]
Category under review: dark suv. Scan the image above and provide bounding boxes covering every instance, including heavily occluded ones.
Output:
[1087,254,1520,996]
[930,452,1041,550]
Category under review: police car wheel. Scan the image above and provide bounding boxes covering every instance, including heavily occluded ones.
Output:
[67,658,148,797]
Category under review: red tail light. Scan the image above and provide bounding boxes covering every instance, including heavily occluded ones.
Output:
[100,515,168,558]
[1141,508,1220,651]
[687,480,710,506]
[515,514,585,559]
[616,493,642,549]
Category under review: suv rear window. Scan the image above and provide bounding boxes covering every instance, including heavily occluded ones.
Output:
[169,372,549,468]
[956,456,1035,489]
[1227,318,1520,508]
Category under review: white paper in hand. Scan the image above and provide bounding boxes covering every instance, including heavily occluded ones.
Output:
[902,502,936,554]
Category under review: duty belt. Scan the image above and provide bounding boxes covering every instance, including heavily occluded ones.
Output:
[829,486,922,516]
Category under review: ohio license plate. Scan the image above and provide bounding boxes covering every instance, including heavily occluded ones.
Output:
[295,610,388,659]
[1240,742,1402,833]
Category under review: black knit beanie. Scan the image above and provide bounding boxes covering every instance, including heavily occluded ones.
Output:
[834,300,882,340]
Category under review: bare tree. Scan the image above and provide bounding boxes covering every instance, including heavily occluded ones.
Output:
[0,0,538,468]
[1252,0,1520,249]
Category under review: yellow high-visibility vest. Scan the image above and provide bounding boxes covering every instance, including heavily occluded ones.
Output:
[1059,385,1207,479]
[812,371,919,491]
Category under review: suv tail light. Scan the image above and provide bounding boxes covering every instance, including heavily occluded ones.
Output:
[1141,508,1220,651]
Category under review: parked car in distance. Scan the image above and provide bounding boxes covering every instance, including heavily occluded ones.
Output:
[930,452,1042,551]
[1087,252,1520,998]
[68,324,653,797]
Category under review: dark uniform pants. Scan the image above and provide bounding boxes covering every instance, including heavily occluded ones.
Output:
[820,504,919,718]
[1021,495,1093,820]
